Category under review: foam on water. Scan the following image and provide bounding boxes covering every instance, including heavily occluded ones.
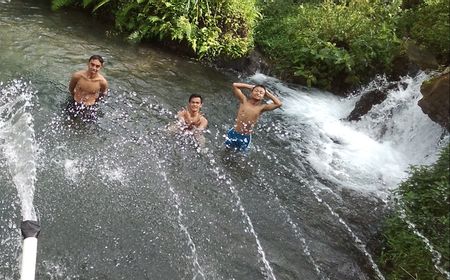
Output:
[250,72,448,195]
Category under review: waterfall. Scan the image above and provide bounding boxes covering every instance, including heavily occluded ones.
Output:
[250,72,448,195]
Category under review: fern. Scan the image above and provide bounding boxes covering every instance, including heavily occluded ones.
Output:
[51,0,74,11]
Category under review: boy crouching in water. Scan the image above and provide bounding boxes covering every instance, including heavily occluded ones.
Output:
[168,94,208,148]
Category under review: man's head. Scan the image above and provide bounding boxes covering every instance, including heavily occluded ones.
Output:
[251,85,266,100]
[87,55,104,76]
[188,94,203,112]
[89,55,104,64]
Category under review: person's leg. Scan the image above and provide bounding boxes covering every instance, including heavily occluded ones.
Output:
[224,128,237,149]
[237,134,251,152]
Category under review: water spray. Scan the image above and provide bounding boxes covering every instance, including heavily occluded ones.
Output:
[20,220,40,280]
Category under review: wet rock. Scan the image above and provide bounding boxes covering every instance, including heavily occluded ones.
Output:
[389,53,420,81]
[405,39,439,70]
[347,89,388,121]
[346,81,408,121]
[418,69,450,131]
[212,48,271,76]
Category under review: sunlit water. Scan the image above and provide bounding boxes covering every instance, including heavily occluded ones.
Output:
[0,1,448,280]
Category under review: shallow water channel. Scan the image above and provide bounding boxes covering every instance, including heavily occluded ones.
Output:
[0,1,447,280]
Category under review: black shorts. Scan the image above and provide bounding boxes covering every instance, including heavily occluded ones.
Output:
[66,100,99,122]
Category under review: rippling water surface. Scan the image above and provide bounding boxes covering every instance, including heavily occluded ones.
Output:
[1,1,448,280]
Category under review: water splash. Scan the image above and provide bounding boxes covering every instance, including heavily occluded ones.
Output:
[397,201,450,279]
[252,72,448,195]
[157,160,206,280]
[0,79,38,221]
[209,161,278,280]
[354,73,448,164]
[262,178,328,279]
[311,180,386,280]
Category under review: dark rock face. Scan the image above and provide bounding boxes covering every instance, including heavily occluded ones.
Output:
[213,49,271,76]
[418,70,450,131]
[346,82,408,121]
[405,40,440,70]
[347,89,388,121]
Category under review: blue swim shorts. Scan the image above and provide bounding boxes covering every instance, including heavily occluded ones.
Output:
[224,128,252,152]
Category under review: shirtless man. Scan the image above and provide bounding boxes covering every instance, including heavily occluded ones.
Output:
[67,55,108,121]
[177,94,208,131]
[169,94,208,147]
[225,82,282,152]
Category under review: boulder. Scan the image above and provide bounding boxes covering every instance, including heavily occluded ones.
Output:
[347,89,388,121]
[347,82,408,121]
[405,40,439,70]
[212,48,271,76]
[418,69,450,131]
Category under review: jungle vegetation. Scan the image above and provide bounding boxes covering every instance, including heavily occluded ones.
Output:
[50,0,449,91]
[378,145,449,279]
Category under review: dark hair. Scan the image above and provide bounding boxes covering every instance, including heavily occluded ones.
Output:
[252,84,266,92]
[189,94,203,103]
[89,55,104,65]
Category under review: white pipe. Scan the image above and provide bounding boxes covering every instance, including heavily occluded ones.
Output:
[20,237,38,280]
[20,220,40,280]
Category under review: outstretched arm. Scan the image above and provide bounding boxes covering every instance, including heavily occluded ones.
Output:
[262,90,282,112]
[232,82,253,103]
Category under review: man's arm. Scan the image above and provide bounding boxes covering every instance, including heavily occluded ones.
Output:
[197,116,208,130]
[99,77,108,98]
[262,90,282,112]
[177,109,187,123]
[232,82,253,103]
[68,72,81,97]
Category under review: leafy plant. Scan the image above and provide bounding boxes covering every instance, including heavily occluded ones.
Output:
[256,0,402,89]
[378,145,450,279]
[117,0,259,59]
[51,0,259,59]
[398,0,450,64]
[51,0,110,11]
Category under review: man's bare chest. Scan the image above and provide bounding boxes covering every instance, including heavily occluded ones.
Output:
[240,103,262,117]
[76,78,101,94]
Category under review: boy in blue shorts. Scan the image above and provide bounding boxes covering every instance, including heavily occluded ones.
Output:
[225,82,282,152]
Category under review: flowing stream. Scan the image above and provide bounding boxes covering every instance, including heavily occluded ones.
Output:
[0,1,448,279]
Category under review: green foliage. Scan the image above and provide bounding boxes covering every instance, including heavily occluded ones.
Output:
[398,0,450,64]
[87,0,258,59]
[256,0,402,89]
[51,0,258,59]
[51,0,74,10]
[51,0,108,11]
[379,215,443,280]
[378,145,450,279]
[50,0,449,89]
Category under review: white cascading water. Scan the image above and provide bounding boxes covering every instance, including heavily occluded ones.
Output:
[0,79,38,221]
[251,72,448,279]
[252,72,447,195]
